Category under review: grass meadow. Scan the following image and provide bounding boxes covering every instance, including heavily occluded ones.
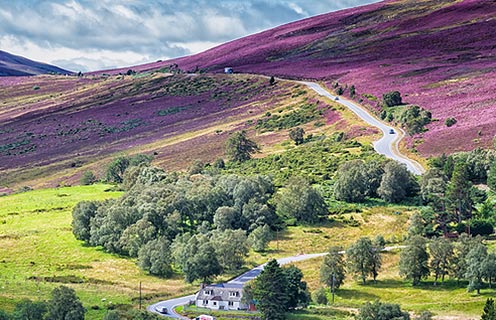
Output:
[0,184,490,319]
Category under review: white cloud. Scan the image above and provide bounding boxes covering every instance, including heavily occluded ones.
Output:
[0,0,381,71]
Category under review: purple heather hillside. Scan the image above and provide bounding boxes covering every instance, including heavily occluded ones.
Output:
[115,0,494,156]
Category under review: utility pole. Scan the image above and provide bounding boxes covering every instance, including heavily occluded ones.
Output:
[331,273,336,304]
[139,281,142,310]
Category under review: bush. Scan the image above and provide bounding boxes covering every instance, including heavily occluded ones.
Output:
[445,117,457,127]
[470,219,494,236]
[80,171,97,185]
[312,287,328,305]
[382,91,402,107]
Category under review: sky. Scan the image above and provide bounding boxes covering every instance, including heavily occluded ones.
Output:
[0,0,380,72]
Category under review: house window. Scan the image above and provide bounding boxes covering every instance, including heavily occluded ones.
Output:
[228,301,234,306]
[213,302,217,306]
[229,291,240,297]
[203,300,208,305]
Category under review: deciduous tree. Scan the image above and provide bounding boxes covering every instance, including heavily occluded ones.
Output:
[320,246,346,289]
[399,236,429,286]
[46,286,85,320]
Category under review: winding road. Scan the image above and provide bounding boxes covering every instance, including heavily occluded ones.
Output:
[148,77,423,318]
[299,81,425,175]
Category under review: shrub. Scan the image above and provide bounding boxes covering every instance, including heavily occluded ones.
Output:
[382,91,402,107]
[445,117,457,127]
[33,85,40,90]
[80,171,97,185]
[312,287,328,305]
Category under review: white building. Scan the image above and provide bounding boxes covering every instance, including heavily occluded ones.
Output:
[195,283,248,311]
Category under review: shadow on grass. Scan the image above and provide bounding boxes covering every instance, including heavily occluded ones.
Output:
[337,288,379,301]
[369,278,471,292]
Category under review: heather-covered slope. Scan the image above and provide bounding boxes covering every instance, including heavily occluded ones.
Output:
[130,0,493,156]
[1,72,365,189]
[0,50,71,76]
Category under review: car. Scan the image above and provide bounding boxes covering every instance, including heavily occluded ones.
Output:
[195,316,216,320]
[155,306,168,314]
[389,129,395,134]
[334,96,339,100]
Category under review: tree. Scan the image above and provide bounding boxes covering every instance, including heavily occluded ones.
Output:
[378,161,414,203]
[446,162,473,224]
[483,253,496,288]
[482,298,496,320]
[320,246,346,289]
[0,311,9,320]
[225,130,260,162]
[289,127,305,145]
[213,206,240,230]
[72,201,99,243]
[252,259,289,320]
[211,229,249,271]
[333,160,369,203]
[46,286,85,320]
[284,265,310,309]
[11,299,47,320]
[382,91,402,107]
[312,287,328,305]
[138,237,173,277]
[451,234,480,282]
[466,242,488,294]
[105,156,130,183]
[275,176,327,223]
[80,170,97,185]
[103,310,120,320]
[349,85,356,98]
[248,224,272,252]
[183,241,222,283]
[357,301,410,320]
[346,237,380,284]
[429,237,453,285]
[420,168,448,212]
[488,161,496,191]
[445,117,457,127]
[408,212,426,238]
[399,236,429,286]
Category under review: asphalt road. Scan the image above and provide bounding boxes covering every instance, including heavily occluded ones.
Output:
[299,81,425,175]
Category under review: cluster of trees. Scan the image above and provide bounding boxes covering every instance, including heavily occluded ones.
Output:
[243,260,309,320]
[333,159,417,203]
[420,148,496,235]
[318,236,385,297]
[0,286,84,320]
[73,160,328,280]
[399,105,432,135]
[399,233,496,294]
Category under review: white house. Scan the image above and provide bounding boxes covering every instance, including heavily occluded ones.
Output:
[195,283,248,311]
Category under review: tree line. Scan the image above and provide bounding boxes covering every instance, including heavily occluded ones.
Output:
[73,161,328,281]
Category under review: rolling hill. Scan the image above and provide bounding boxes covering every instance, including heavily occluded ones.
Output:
[2,0,495,188]
[116,0,495,157]
[0,50,71,76]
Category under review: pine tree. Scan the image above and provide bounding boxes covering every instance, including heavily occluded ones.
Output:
[225,130,260,162]
[482,298,496,320]
[252,259,289,320]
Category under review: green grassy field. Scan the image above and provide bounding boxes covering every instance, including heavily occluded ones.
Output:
[0,184,490,319]
[0,184,197,319]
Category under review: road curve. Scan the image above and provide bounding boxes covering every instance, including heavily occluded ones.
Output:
[148,247,404,318]
[299,81,425,175]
